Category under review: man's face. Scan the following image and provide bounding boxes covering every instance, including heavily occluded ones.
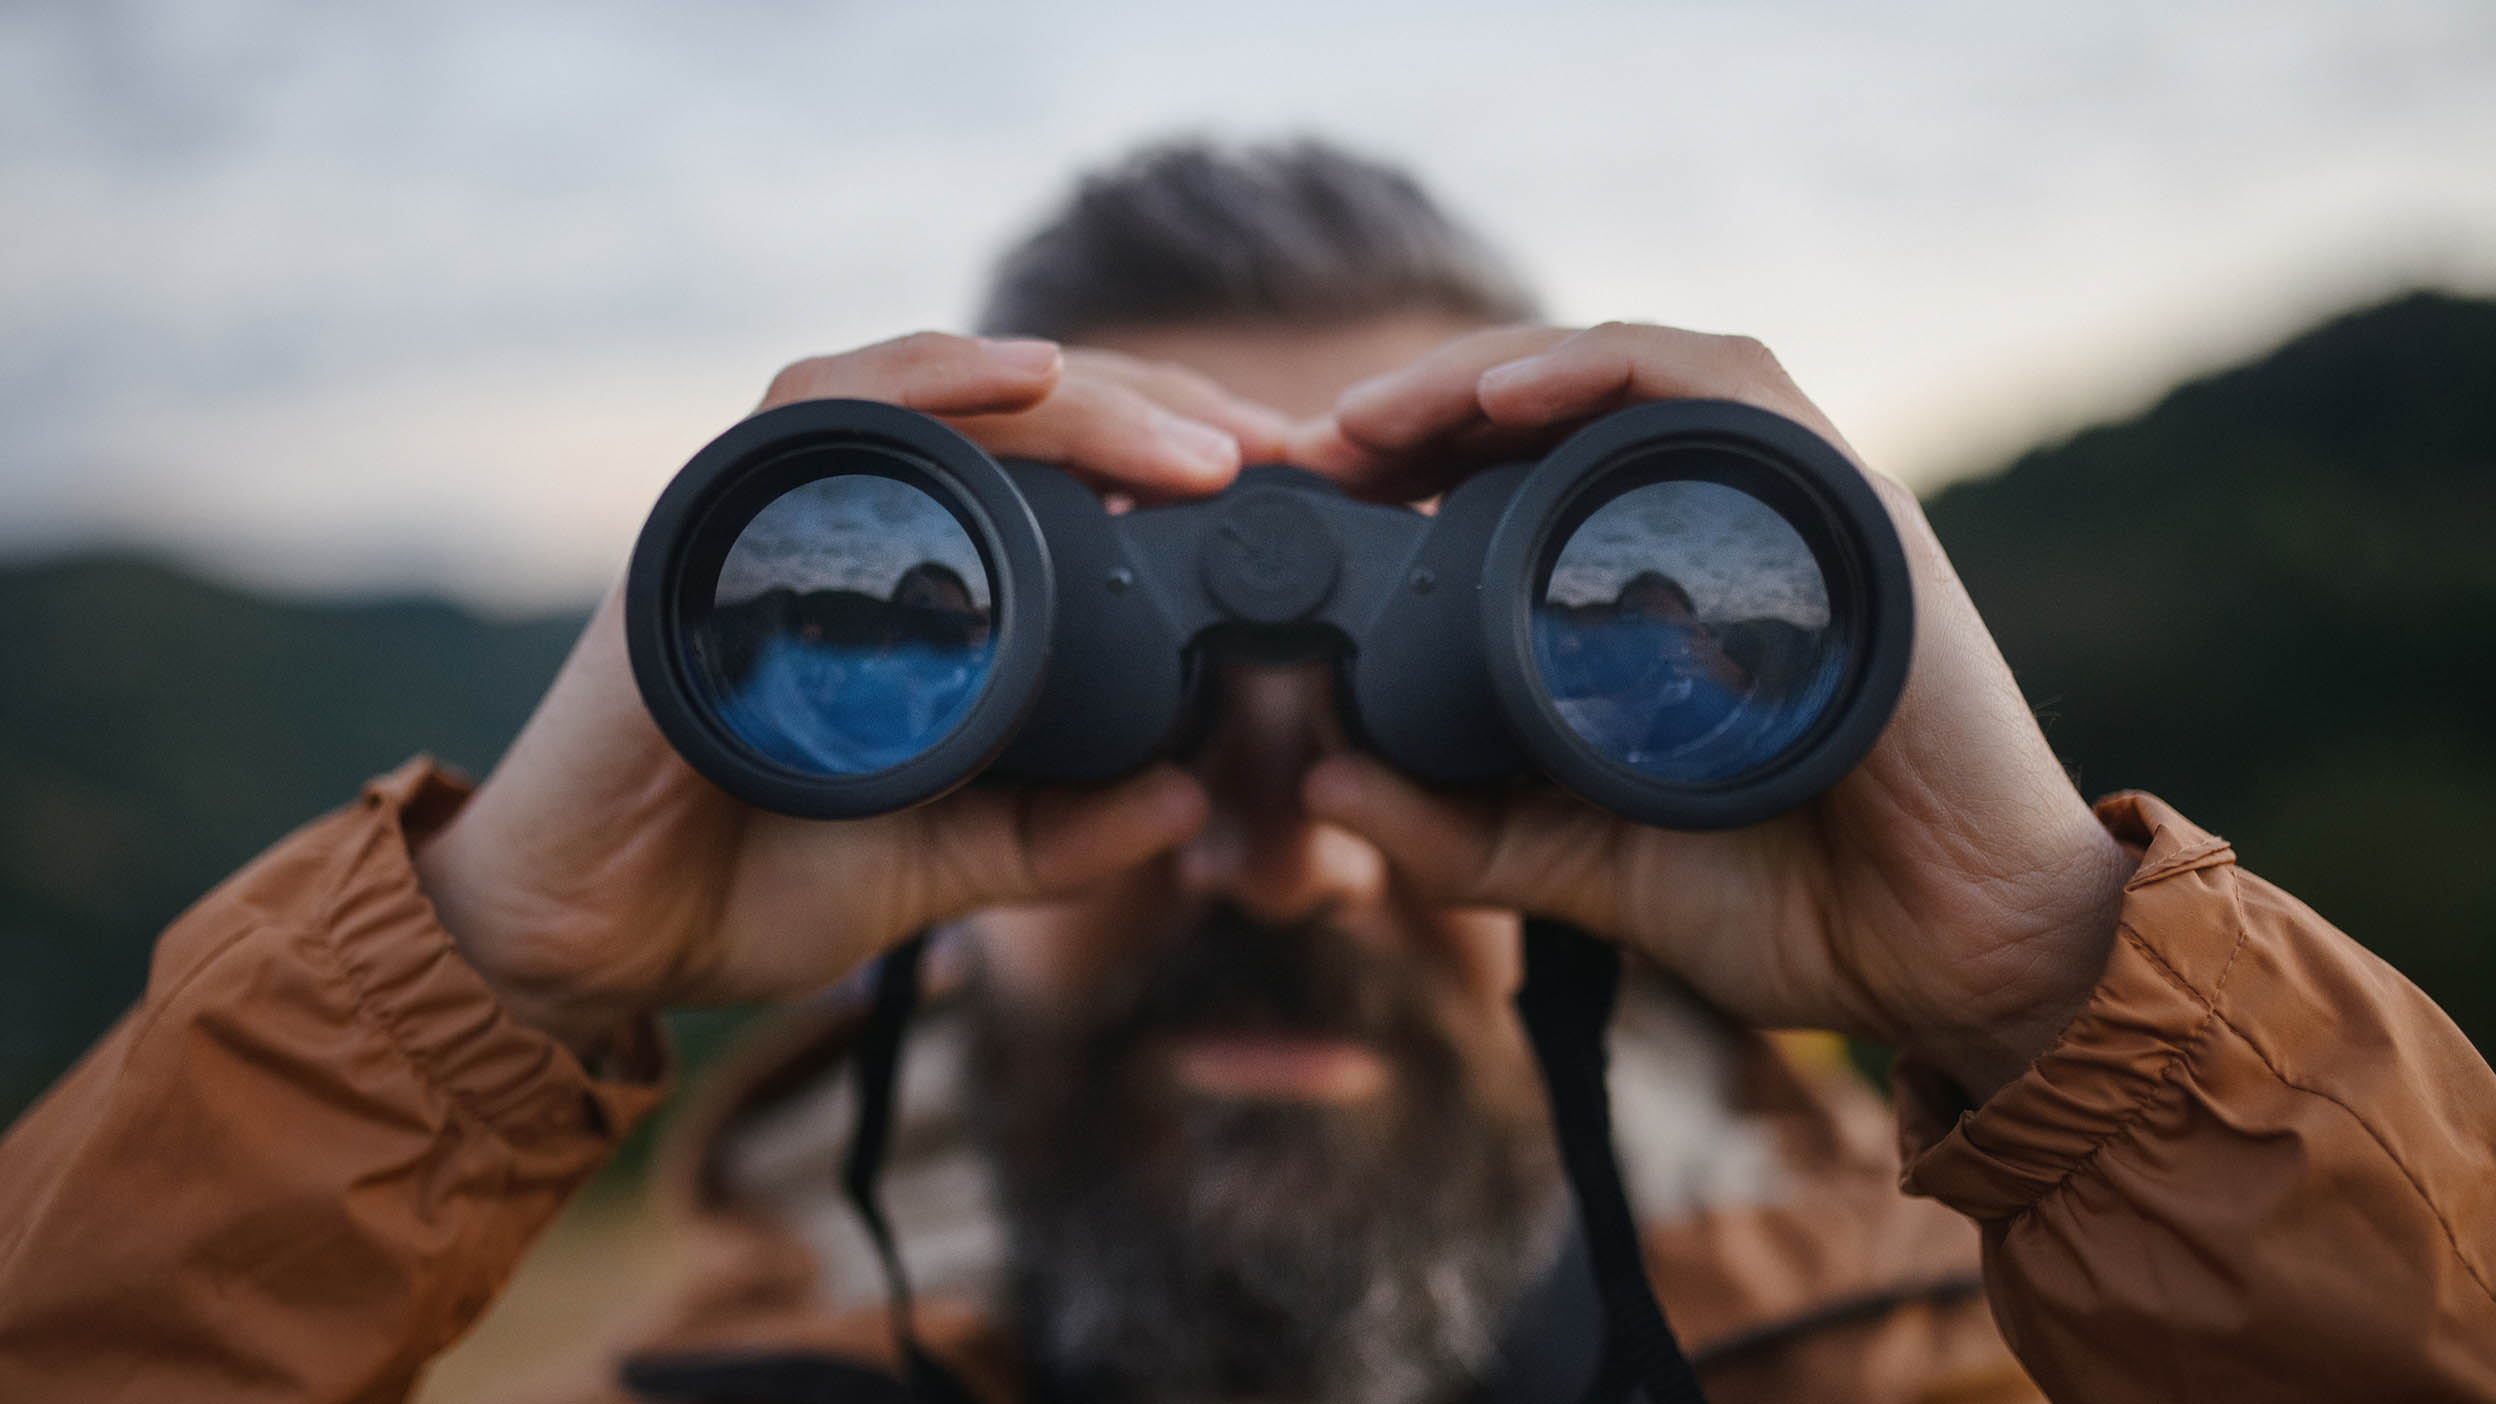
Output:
[964,315,1568,1403]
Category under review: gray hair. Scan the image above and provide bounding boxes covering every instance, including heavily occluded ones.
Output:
[977,138,1541,341]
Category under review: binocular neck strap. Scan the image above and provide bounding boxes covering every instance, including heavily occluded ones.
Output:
[843,931,982,1404]
[1518,920,1713,1404]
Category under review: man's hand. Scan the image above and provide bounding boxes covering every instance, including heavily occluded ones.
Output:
[412,333,1288,1055]
[1295,323,2140,1103]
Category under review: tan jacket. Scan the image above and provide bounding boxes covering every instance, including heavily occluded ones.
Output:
[1,759,2491,1402]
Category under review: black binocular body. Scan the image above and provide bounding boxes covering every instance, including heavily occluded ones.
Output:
[626,397,1912,830]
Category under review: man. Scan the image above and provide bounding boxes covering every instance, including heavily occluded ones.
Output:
[1,141,2491,1404]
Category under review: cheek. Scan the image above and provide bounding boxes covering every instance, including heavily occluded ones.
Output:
[1416,986,1549,1143]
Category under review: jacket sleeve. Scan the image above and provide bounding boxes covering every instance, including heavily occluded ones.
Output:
[0,759,668,1404]
[1897,792,2496,1401]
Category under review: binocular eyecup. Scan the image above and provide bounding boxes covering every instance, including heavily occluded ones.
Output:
[626,396,1912,830]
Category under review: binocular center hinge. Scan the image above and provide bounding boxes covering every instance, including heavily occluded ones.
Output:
[1201,487,1341,623]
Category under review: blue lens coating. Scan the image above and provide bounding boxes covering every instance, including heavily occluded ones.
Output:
[1532,480,1844,783]
[698,475,994,777]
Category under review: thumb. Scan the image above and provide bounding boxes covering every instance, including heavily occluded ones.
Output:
[1303,754,1623,932]
[935,764,1210,911]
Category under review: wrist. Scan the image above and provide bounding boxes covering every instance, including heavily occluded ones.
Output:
[411,805,649,1059]
[1908,818,2138,1104]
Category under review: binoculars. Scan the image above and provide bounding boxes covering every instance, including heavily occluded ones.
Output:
[625,397,1911,829]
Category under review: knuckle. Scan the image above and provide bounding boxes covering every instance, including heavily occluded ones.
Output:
[1865,467,1923,520]
[1576,320,1663,366]
[933,802,1018,904]
[1063,346,1138,377]
[885,328,968,368]
[1578,319,1661,352]
[1714,333,1791,384]
[1155,363,1227,402]
[1100,355,1229,413]
[761,362,813,405]
[1476,822,1539,901]
[763,356,835,404]
[1092,378,1163,429]
[1451,323,1552,362]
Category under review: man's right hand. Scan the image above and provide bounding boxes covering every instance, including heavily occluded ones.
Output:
[412,333,1278,1055]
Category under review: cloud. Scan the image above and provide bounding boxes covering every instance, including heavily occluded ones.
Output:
[2,0,2491,607]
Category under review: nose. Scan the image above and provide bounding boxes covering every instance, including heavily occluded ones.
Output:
[1175,660,1389,925]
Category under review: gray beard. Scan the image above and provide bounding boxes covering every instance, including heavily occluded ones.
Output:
[965,905,1566,1404]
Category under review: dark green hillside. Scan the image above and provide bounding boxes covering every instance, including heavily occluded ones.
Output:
[0,555,586,1118]
[1926,291,2496,1048]
[2,290,2489,1129]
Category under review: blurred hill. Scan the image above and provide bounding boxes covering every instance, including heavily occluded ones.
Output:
[3,289,2492,1130]
[1923,289,2496,1047]
[0,559,586,1118]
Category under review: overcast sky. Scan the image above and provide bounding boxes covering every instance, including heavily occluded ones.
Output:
[4,0,2491,611]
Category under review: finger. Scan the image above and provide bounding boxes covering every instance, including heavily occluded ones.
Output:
[1288,416,1463,503]
[1473,322,1771,425]
[758,332,1063,417]
[1302,754,1621,933]
[1284,415,1382,479]
[1289,412,1565,504]
[1304,325,1574,500]
[949,374,1243,497]
[1021,765,1211,893]
[1330,325,1573,456]
[1475,323,1855,454]
[1067,349,1299,465]
[1412,904,1529,1002]
[931,765,1210,914]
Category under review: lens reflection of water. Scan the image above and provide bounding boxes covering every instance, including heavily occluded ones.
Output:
[715,635,995,776]
[1533,478,1846,784]
[1534,610,1846,783]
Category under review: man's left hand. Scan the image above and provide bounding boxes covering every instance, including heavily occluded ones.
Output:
[1292,322,2139,1104]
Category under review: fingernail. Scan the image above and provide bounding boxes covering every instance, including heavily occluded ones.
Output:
[1151,408,1239,477]
[1476,355,1544,396]
[982,337,1061,375]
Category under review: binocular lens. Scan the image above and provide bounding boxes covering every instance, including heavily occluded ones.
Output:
[1531,480,1841,784]
[696,474,998,777]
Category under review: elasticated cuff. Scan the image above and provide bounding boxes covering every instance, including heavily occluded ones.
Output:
[1895,792,2242,1221]
[319,758,668,1166]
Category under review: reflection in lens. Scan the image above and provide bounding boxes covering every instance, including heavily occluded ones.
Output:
[1533,480,1844,783]
[697,475,995,776]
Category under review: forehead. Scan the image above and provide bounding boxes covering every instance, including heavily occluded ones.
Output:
[1077,314,1488,419]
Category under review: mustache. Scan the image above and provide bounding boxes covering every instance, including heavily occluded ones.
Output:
[1088,899,1412,1049]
